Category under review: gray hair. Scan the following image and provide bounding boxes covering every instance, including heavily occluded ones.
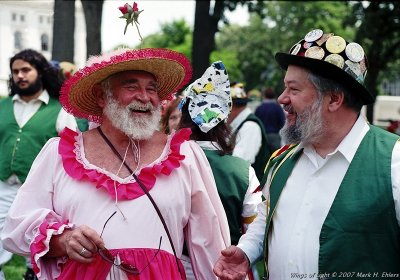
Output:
[101,76,113,98]
[307,72,363,112]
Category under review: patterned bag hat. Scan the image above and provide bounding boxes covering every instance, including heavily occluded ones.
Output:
[180,61,231,133]
[275,29,373,104]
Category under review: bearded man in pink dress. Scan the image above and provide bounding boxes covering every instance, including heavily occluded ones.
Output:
[1,48,230,280]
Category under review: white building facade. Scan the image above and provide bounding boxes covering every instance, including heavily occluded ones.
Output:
[0,0,86,96]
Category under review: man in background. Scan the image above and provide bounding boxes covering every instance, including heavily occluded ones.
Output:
[0,49,76,280]
[228,82,271,181]
[255,87,286,152]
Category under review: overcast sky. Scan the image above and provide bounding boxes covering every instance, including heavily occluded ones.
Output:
[101,0,249,51]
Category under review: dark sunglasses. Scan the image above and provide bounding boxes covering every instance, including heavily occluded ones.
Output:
[98,211,162,275]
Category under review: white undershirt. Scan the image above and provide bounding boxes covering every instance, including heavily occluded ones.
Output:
[230,108,262,164]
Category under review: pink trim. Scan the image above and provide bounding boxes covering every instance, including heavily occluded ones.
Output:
[30,220,71,274]
[60,48,192,122]
[58,127,191,200]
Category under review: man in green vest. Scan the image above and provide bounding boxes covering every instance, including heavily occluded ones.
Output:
[228,82,272,181]
[214,29,400,279]
[0,49,76,280]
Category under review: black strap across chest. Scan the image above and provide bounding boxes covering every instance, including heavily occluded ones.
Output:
[97,127,183,278]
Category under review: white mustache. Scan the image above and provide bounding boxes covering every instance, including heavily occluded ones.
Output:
[283,104,294,114]
[127,102,154,112]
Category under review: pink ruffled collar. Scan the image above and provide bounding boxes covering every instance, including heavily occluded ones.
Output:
[58,127,191,200]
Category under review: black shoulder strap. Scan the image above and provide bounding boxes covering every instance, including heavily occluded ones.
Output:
[97,127,183,278]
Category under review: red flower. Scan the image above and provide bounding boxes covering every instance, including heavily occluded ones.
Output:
[118,3,129,14]
[118,1,143,39]
[132,2,138,12]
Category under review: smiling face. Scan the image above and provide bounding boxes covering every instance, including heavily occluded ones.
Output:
[109,70,160,111]
[102,71,162,140]
[278,65,325,144]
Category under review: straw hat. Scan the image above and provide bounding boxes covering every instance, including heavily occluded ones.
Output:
[60,48,192,123]
[275,29,373,104]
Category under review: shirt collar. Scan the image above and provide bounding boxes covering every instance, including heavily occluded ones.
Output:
[195,141,221,151]
[230,107,252,131]
[299,114,370,163]
[12,90,49,104]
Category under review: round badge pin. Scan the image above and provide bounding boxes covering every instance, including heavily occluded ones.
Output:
[359,59,367,74]
[290,43,302,55]
[305,46,325,60]
[324,54,345,69]
[316,33,334,46]
[345,42,365,63]
[303,41,313,49]
[325,36,346,54]
[304,29,324,42]
[344,60,362,76]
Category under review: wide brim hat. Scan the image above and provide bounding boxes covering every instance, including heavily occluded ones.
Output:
[275,29,374,105]
[60,48,192,123]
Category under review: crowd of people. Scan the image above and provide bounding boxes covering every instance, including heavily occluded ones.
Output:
[1,27,400,280]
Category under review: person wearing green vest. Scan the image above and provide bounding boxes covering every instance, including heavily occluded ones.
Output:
[214,29,400,280]
[0,49,77,280]
[228,82,272,181]
[178,61,262,280]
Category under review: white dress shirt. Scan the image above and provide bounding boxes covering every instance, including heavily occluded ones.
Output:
[230,108,262,164]
[238,115,400,279]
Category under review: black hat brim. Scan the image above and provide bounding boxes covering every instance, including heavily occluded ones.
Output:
[233,98,252,105]
[275,52,374,105]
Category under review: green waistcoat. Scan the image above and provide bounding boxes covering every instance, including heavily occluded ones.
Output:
[0,97,61,183]
[236,113,272,181]
[263,126,400,278]
[203,149,249,245]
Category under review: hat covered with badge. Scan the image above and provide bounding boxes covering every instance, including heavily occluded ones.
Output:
[275,29,373,104]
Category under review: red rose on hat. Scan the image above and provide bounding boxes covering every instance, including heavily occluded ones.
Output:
[118,2,143,40]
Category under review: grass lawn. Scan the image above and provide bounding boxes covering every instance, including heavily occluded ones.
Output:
[3,254,26,280]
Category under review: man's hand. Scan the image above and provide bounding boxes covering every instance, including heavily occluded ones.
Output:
[46,225,105,263]
[213,245,250,280]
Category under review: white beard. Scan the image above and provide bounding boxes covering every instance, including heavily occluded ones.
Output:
[104,97,161,140]
[280,97,324,145]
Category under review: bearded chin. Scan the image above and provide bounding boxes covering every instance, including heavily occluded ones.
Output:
[280,100,324,145]
[104,98,161,140]
[12,78,43,96]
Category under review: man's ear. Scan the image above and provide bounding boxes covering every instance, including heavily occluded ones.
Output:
[93,84,106,108]
[328,91,344,112]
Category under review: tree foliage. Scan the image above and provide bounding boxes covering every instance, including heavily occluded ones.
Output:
[216,1,352,93]
[191,0,265,83]
[344,2,400,121]
[139,19,192,59]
